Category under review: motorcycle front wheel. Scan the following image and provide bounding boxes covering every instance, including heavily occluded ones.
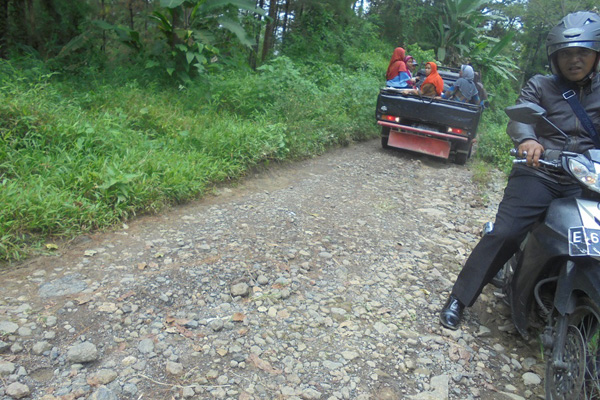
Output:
[546,298,600,399]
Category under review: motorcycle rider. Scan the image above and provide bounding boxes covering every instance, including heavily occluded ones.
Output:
[439,11,600,330]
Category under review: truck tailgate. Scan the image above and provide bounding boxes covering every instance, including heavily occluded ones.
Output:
[377,91,482,133]
[388,129,451,159]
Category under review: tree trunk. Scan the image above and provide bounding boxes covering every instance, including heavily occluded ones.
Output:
[40,0,60,24]
[8,0,29,52]
[25,0,35,48]
[101,0,106,53]
[144,0,149,31]
[261,0,277,61]
[39,0,63,57]
[356,0,364,16]
[128,0,135,30]
[281,0,289,45]
[169,7,180,49]
[249,0,265,69]
[0,0,8,58]
[272,0,280,48]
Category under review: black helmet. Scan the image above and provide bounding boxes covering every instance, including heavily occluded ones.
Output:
[546,11,600,75]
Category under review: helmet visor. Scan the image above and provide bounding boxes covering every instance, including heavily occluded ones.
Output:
[548,41,600,56]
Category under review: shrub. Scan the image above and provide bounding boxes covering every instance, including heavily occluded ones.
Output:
[0,54,381,261]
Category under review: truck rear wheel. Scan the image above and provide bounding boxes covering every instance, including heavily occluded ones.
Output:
[381,127,390,149]
[454,142,472,165]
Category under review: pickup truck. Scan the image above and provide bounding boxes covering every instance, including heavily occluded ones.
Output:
[375,66,484,165]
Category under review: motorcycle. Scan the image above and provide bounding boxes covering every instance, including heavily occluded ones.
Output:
[492,102,600,399]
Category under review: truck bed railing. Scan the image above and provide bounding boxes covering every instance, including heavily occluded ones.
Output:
[379,88,481,111]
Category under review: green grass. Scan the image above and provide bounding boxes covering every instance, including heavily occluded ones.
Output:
[470,160,494,189]
[0,58,381,262]
[474,73,519,176]
[475,110,516,176]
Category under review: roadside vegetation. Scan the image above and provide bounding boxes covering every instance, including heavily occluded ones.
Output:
[0,56,381,261]
[0,0,597,261]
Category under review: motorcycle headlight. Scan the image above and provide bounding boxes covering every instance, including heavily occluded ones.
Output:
[568,159,600,192]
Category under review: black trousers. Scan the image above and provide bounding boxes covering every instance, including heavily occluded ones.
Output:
[451,168,581,307]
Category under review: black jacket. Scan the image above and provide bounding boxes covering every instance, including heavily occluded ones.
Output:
[507,73,600,182]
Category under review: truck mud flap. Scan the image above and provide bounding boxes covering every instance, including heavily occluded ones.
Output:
[388,130,450,159]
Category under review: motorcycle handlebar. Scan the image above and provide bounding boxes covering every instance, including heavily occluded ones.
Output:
[512,159,558,167]
[510,148,561,169]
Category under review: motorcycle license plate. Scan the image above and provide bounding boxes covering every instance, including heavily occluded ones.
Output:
[569,227,600,256]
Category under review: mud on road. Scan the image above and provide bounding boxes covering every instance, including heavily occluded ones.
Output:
[0,139,545,400]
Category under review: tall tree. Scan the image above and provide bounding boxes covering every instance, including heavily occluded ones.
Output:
[261,0,278,61]
[432,0,488,64]
[248,0,265,69]
[7,0,29,53]
[367,0,434,48]
[0,0,8,58]
[515,0,599,83]
[281,0,361,62]
[281,0,290,39]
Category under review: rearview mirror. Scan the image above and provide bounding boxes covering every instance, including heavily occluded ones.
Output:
[504,103,546,124]
[505,102,569,140]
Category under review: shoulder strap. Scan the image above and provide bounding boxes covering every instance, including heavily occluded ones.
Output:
[555,76,600,148]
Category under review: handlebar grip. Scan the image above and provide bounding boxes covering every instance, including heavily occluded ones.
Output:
[510,148,545,160]
[512,158,559,168]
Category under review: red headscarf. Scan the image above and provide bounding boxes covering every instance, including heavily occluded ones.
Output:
[386,47,408,80]
[422,62,444,95]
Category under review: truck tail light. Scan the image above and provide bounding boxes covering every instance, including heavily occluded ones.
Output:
[447,127,465,135]
[383,115,400,123]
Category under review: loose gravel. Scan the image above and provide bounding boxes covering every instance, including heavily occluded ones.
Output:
[0,139,546,400]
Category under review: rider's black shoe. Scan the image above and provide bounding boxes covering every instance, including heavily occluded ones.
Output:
[439,295,464,330]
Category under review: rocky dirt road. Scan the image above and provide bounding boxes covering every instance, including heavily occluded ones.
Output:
[0,139,545,400]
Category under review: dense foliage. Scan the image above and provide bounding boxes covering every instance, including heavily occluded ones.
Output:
[0,0,598,260]
[0,55,381,260]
